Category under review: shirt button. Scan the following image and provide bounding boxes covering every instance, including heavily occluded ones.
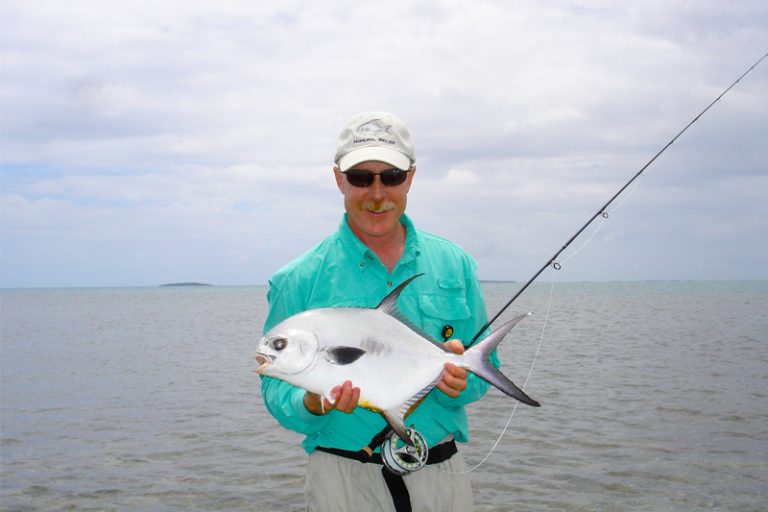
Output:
[360,262,365,267]
[387,280,393,287]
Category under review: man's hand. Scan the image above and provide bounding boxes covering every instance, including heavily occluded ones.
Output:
[438,339,468,398]
[304,380,360,416]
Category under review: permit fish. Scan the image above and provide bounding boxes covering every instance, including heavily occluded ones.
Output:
[255,274,540,444]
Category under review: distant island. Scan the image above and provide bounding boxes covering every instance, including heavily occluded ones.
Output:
[159,282,213,287]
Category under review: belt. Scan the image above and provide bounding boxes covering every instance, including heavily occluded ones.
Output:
[315,440,457,512]
[315,439,457,466]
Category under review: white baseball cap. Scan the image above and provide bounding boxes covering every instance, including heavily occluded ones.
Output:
[334,111,416,171]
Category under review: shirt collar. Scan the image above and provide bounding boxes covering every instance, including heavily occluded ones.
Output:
[338,213,421,270]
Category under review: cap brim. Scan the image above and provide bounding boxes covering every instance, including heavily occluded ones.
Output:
[337,147,411,172]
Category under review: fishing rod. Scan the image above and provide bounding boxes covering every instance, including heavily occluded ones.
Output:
[470,51,768,344]
[372,52,767,477]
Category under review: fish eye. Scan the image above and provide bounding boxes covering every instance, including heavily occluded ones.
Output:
[272,338,287,351]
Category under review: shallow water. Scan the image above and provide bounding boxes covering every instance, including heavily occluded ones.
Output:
[1,281,766,511]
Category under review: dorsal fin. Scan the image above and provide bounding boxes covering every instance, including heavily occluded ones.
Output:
[376,273,424,314]
[375,273,450,352]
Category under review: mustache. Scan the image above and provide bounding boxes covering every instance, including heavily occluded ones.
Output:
[362,200,395,213]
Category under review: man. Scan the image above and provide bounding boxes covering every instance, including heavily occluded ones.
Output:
[261,111,498,511]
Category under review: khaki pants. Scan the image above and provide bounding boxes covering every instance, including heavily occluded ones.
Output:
[305,449,475,512]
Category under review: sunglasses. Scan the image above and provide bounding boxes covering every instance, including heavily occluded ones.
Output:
[341,168,411,188]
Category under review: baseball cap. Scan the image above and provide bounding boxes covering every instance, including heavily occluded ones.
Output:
[334,111,416,171]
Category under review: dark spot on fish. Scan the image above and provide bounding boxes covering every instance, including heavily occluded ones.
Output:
[323,346,366,365]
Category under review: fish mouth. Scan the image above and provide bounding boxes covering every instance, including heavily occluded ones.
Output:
[255,353,274,374]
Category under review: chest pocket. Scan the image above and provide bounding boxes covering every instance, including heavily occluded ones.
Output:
[416,278,471,342]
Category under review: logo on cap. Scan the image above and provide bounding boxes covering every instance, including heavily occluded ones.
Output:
[357,119,393,136]
[353,119,396,146]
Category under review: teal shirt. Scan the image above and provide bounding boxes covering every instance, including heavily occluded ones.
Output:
[261,214,496,453]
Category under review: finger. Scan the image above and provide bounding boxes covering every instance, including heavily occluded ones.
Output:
[334,381,358,413]
[437,378,461,398]
[442,371,467,392]
[437,364,468,397]
[444,339,465,355]
[322,387,340,411]
[332,381,350,410]
[444,362,468,379]
[346,386,361,413]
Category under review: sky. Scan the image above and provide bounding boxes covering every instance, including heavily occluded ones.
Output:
[1,0,767,288]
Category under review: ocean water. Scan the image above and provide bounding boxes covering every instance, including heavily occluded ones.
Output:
[1,281,766,511]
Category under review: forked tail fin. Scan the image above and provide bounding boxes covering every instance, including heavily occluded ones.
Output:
[463,312,540,407]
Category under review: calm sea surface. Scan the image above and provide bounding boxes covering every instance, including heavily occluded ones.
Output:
[1,281,766,511]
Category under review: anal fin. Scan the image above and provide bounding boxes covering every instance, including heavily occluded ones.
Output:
[381,378,439,446]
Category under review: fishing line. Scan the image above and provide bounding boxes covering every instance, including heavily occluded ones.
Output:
[559,172,644,267]
[557,214,607,267]
[603,171,644,216]
[379,51,766,477]
[460,273,560,475]
[470,50,768,344]
[443,171,642,475]
[445,51,768,475]
[428,271,560,476]
[468,155,644,471]
[693,312,765,347]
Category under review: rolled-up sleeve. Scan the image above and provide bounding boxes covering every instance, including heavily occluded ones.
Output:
[259,274,331,436]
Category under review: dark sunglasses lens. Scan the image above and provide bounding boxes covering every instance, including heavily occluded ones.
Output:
[345,171,374,187]
[380,169,408,186]
[344,169,409,187]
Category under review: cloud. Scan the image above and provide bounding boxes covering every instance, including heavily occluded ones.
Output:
[1,0,767,287]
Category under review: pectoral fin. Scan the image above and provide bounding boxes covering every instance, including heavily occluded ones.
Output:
[322,346,366,365]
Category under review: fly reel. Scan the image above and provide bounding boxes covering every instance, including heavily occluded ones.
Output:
[381,427,429,475]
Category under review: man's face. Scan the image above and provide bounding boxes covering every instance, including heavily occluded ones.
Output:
[334,160,415,243]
